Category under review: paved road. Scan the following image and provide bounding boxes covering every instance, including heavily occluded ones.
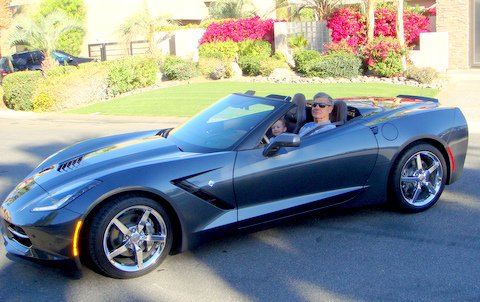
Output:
[0,80,479,302]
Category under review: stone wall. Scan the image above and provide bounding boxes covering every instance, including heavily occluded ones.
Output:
[437,0,471,69]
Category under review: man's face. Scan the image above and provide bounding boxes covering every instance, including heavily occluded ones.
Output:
[312,97,333,122]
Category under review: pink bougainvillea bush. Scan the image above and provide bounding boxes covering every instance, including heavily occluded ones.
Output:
[326,6,429,77]
[200,17,276,45]
[327,6,430,48]
[326,7,366,50]
[362,36,408,77]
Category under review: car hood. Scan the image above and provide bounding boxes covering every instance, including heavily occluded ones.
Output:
[27,129,193,191]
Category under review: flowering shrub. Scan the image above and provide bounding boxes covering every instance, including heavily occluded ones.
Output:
[325,39,358,54]
[425,6,436,16]
[363,37,407,77]
[200,17,276,44]
[327,7,366,49]
[403,11,430,44]
[327,6,430,47]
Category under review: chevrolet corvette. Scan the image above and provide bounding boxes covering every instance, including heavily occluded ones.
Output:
[0,92,468,278]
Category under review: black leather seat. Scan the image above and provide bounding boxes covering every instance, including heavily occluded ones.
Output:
[285,93,307,133]
[330,100,348,126]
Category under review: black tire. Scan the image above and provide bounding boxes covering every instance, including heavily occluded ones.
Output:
[390,143,447,213]
[86,195,173,278]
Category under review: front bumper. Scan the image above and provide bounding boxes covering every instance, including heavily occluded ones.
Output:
[0,208,82,263]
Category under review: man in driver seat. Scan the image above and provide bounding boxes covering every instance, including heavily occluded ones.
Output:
[298,92,336,137]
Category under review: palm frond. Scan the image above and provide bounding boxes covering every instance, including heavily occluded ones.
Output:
[7,10,82,54]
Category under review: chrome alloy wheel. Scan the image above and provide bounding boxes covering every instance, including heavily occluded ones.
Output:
[399,151,443,207]
[103,205,167,272]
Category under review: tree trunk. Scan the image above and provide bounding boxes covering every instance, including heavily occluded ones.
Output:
[396,0,407,71]
[367,0,375,43]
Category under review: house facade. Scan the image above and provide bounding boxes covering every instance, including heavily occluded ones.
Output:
[437,0,478,69]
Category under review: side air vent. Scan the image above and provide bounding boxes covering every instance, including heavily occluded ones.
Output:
[173,179,234,210]
[57,156,83,172]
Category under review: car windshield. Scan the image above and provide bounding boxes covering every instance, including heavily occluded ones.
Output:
[168,94,281,152]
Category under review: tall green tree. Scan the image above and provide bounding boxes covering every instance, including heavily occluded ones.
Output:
[37,0,86,55]
[7,10,82,65]
[208,0,255,19]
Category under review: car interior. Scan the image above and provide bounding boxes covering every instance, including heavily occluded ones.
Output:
[259,91,359,140]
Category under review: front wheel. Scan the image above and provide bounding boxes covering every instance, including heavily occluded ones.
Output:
[390,144,447,213]
[86,195,173,278]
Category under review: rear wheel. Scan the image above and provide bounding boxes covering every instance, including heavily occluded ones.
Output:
[391,144,447,213]
[86,195,172,278]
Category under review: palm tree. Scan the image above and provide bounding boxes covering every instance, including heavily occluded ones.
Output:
[277,0,343,21]
[118,8,176,55]
[7,10,82,68]
[208,0,255,19]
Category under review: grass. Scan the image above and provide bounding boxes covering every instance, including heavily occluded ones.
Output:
[67,81,439,117]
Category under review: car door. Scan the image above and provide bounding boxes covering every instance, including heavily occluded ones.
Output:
[233,123,378,225]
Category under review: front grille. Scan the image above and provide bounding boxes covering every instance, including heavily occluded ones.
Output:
[57,156,83,172]
[6,222,32,247]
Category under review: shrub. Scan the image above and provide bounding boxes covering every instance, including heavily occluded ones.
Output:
[287,34,308,50]
[32,63,108,111]
[200,16,276,44]
[302,52,362,78]
[237,39,272,59]
[46,65,78,77]
[3,71,43,111]
[327,7,366,49]
[363,37,407,77]
[106,57,157,97]
[198,57,232,80]
[199,40,239,61]
[272,52,286,62]
[162,56,198,80]
[405,66,439,84]
[369,55,403,78]
[238,55,262,76]
[259,58,289,77]
[293,49,321,74]
[0,86,4,107]
[325,39,358,54]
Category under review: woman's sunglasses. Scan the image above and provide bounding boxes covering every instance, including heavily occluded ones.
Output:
[312,102,332,108]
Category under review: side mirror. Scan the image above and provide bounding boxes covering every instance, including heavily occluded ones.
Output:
[263,133,300,157]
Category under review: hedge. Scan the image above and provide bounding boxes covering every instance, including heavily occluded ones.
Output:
[32,63,108,111]
[3,71,43,111]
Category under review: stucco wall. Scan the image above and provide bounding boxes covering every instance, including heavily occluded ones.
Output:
[437,0,471,69]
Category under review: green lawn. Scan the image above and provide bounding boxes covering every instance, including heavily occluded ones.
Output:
[67,81,439,117]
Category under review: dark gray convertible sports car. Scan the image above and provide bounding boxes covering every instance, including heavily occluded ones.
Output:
[0,92,468,278]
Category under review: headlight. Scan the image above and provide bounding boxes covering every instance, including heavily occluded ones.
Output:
[32,180,102,212]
